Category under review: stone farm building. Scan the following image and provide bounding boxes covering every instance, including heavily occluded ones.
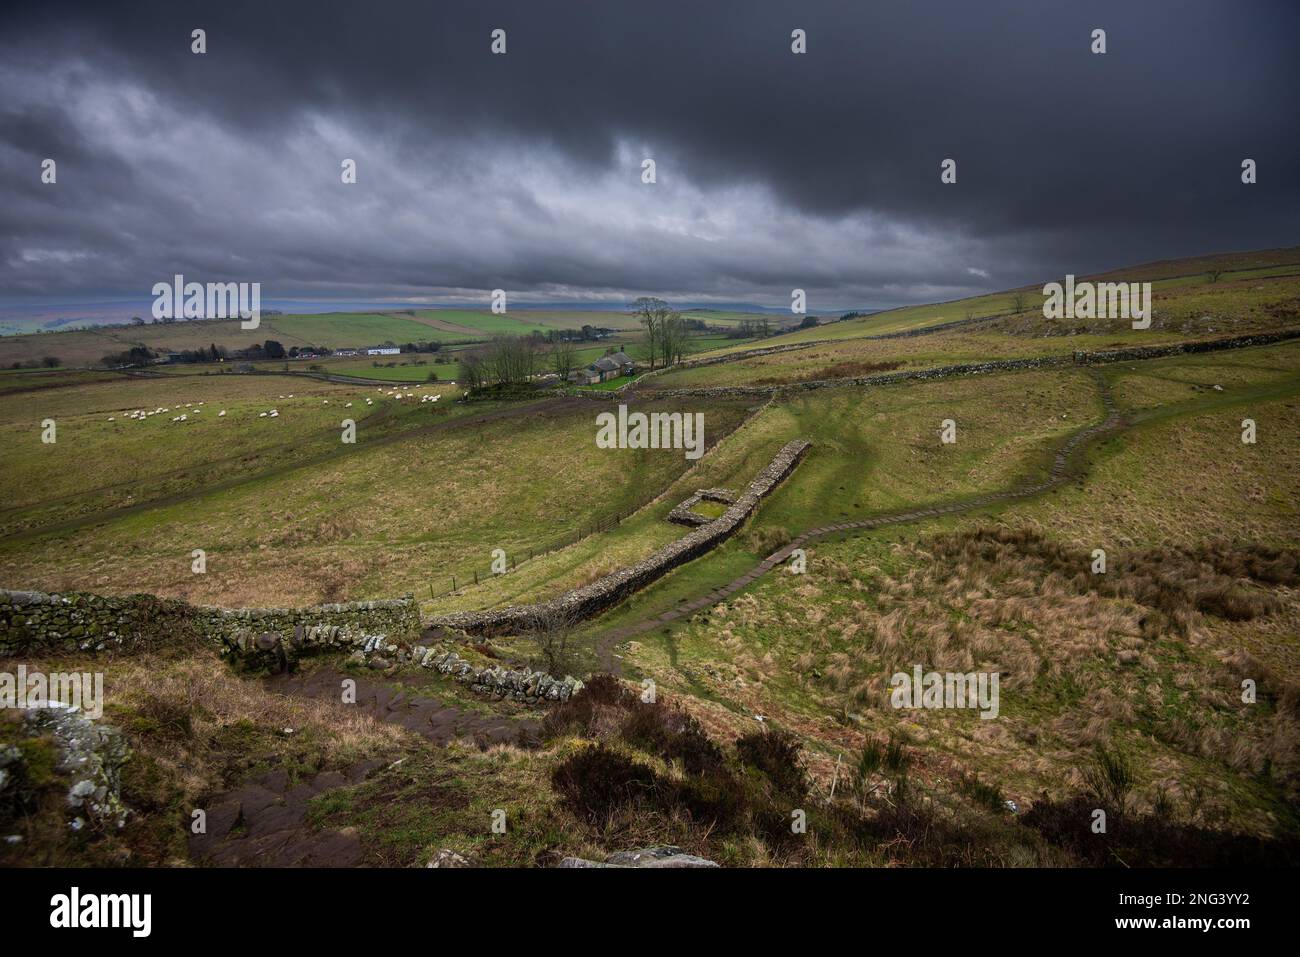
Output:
[571,351,635,384]
[366,346,401,356]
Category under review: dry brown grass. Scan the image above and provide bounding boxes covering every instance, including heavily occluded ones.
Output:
[647,524,1300,838]
[106,655,409,795]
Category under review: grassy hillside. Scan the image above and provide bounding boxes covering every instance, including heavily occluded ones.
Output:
[4,250,1298,869]
[705,246,1300,351]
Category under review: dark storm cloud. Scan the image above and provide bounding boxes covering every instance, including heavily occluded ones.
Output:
[1,0,1296,310]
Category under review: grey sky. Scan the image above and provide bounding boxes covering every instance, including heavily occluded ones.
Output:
[1,0,1296,312]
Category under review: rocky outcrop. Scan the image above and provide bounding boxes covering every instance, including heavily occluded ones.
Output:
[558,845,719,868]
[426,439,810,637]
[426,848,471,868]
[0,703,131,830]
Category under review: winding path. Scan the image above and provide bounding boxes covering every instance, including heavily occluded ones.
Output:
[594,371,1124,673]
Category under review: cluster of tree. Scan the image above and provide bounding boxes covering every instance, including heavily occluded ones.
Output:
[547,339,579,380]
[632,297,691,369]
[531,325,613,344]
[100,345,156,367]
[6,356,61,370]
[458,335,538,391]
[167,344,229,363]
[235,339,287,360]
[398,341,442,353]
[726,317,775,339]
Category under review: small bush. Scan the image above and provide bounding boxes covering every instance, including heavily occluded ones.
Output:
[620,703,725,776]
[539,672,632,740]
[883,737,912,775]
[736,728,808,796]
[550,745,660,823]
[957,773,1006,813]
[1082,745,1134,813]
[856,738,885,783]
[741,525,791,557]
[131,693,195,742]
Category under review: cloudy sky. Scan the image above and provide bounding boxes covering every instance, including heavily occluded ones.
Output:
[1,0,1297,314]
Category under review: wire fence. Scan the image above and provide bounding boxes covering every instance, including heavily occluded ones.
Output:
[424,508,634,601]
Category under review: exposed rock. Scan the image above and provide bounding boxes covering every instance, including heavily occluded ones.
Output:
[426,848,471,868]
[558,845,719,868]
[13,702,131,829]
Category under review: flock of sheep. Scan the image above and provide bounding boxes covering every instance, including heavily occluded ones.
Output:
[105,383,445,426]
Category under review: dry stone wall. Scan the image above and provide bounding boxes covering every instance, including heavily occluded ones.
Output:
[0,588,420,658]
[348,639,583,703]
[667,488,737,527]
[427,439,810,637]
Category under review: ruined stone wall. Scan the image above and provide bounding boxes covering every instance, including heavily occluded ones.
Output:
[349,640,583,703]
[427,439,811,637]
[0,589,420,658]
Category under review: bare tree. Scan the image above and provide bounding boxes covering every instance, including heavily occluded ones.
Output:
[658,311,689,367]
[525,604,579,677]
[1010,292,1027,315]
[1207,268,1223,284]
[458,351,488,391]
[486,335,536,387]
[632,296,675,369]
[549,339,577,381]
